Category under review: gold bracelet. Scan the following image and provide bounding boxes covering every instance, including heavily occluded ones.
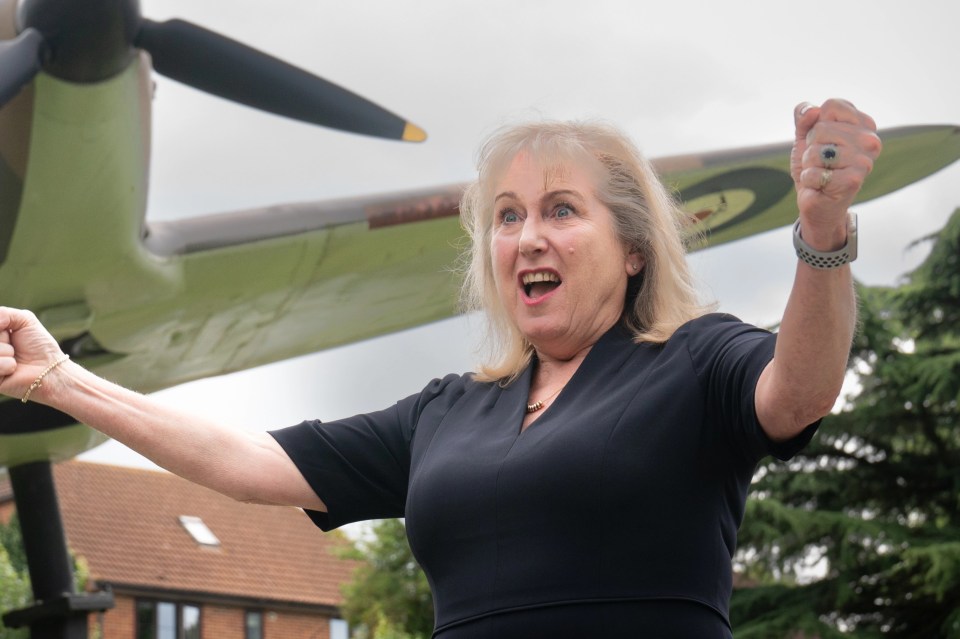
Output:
[21,354,70,403]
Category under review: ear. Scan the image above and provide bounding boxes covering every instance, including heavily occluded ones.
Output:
[624,250,645,276]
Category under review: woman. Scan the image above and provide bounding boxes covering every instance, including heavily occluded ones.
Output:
[0,99,880,637]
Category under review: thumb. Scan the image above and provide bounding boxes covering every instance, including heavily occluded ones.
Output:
[794,101,819,141]
[791,102,820,183]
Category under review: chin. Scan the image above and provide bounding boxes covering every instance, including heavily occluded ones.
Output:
[518,323,567,349]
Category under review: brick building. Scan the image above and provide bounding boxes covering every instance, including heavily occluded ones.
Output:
[0,461,359,639]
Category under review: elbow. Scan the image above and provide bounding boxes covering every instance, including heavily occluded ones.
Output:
[236,495,279,506]
[757,367,841,442]
[794,399,834,432]
[215,482,267,505]
[772,389,839,441]
[222,477,288,506]
[804,380,844,421]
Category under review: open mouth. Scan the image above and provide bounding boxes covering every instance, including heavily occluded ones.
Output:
[521,271,562,300]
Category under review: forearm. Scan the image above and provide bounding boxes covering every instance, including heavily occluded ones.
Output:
[757,222,857,440]
[43,361,323,510]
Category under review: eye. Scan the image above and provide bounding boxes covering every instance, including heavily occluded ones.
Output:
[554,204,574,219]
[498,209,520,225]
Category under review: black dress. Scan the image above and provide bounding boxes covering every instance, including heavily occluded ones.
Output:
[271,314,818,638]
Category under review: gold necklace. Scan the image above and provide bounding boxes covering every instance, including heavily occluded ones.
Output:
[526,386,563,413]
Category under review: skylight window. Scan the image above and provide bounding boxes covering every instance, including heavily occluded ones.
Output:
[179,515,221,547]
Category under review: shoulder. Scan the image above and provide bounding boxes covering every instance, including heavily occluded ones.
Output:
[673,312,771,348]
[397,372,486,421]
[419,372,472,396]
[673,312,765,338]
[671,313,775,377]
[418,372,485,400]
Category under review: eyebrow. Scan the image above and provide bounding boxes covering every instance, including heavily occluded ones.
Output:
[493,189,584,204]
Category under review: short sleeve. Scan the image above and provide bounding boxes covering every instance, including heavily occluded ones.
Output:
[269,374,464,530]
[685,314,819,464]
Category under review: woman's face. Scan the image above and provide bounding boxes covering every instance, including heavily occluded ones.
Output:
[490,152,640,361]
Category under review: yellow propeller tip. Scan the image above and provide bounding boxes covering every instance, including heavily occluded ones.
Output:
[402,122,428,142]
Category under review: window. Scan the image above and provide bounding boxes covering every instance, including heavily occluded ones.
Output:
[137,601,201,639]
[330,618,349,639]
[156,602,175,639]
[245,610,263,639]
[182,605,200,639]
[178,515,221,547]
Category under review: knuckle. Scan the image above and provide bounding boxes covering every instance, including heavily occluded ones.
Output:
[845,170,867,190]
[856,155,875,174]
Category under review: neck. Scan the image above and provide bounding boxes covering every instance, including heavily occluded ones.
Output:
[530,347,589,396]
[521,348,587,431]
[526,313,622,369]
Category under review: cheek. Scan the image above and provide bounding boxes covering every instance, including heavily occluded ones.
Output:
[490,236,514,279]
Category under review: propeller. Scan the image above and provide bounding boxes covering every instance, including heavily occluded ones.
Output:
[0,0,426,142]
[135,19,425,142]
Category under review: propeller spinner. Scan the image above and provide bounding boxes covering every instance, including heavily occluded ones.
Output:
[0,0,426,141]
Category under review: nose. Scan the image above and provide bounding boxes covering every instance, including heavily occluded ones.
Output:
[518,216,547,257]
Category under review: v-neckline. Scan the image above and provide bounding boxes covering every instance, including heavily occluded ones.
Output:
[515,322,639,435]
[519,360,577,432]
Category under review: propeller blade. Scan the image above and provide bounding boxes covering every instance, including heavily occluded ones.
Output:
[0,28,45,108]
[135,19,425,142]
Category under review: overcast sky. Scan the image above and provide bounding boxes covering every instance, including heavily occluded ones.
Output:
[80,0,960,468]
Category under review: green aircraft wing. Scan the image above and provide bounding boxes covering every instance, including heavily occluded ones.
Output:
[661,124,960,248]
[1,47,958,470]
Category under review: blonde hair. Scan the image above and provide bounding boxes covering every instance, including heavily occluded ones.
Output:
[459,120,710,384]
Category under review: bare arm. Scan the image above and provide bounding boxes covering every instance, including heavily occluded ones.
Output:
[0,307,325,511]
[755,100,882,441]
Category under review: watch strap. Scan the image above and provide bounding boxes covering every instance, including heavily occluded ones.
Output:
[793,213,858,269]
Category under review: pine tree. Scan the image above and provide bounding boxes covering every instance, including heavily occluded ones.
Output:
[732,208,960,638]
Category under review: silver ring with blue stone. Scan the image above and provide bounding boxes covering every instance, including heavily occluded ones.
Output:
[820,143,839,167]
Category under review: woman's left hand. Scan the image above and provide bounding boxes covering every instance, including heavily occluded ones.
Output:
[790,99,882,248]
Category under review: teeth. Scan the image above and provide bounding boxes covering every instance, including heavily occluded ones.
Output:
[522,272,560,285]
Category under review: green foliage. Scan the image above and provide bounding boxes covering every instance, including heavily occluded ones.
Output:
[732,209,960,637]
[368,611,424,639]
[340,519,434,639]
[0,513,89,593]
[0,521,29,639]
[0,515,26,577]
[0,513,91,637]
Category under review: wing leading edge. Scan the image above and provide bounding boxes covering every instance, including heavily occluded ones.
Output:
[1,91,957,467]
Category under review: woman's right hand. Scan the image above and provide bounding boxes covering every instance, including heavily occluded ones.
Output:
[1,306,326,510]
[0,306,69,403]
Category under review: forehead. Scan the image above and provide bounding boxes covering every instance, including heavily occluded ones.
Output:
[494,149,604,196]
